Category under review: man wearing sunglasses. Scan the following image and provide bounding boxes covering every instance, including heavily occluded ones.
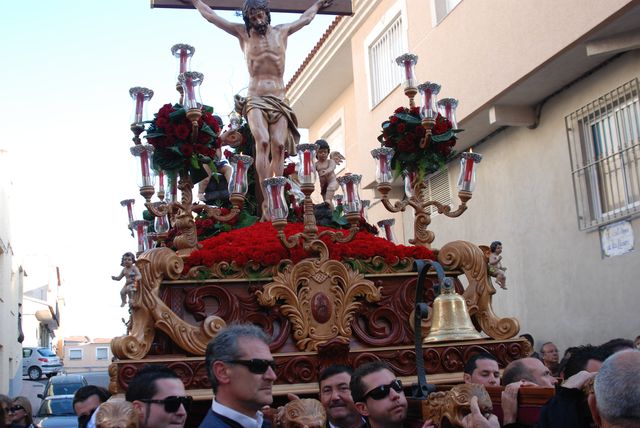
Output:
[200,324,277,428]
[73,385,111,428]
[350,361,408,428]
[126,365,190,428]
[319,365,365,428]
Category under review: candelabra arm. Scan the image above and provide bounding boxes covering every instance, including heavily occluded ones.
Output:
[318,212,360,244]
[380,194,410,213]
[192,203,242,223]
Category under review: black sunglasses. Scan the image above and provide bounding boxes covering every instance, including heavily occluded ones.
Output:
[227,359,277,374]
[139,395,193,413]
[363,379,404,400]
[9,405,25,413]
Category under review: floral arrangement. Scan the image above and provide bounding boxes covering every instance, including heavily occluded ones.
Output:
[145,103,221,183]
[378,106,460,179]
[183,221,435,273]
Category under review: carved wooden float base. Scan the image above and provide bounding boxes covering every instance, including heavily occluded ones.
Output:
[109,337,530,395]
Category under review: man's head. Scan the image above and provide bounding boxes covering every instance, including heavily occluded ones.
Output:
[318,365,360,427]
[541,342,559,366]
[73,385,111,428]
[599,338,635,359]
[560,345,604,379]
[242,0,271,36]
[350,361,407,428]
[502,358,558,387]
[125,365,189,428]
[205,324,277,416]
[589,350,640,428]
[464,353,500,387]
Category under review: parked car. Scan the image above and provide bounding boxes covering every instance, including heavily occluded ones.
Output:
[22,347,63,380]
[35,394,77,428]
[38,374,87,400]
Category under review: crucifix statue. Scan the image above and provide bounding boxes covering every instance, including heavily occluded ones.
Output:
[188,0,338,220]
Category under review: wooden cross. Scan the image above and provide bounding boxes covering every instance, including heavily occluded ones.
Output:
[150,0,352,15]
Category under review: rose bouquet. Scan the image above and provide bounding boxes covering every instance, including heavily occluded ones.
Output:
[378,106,461,179]
[145,103,221,183]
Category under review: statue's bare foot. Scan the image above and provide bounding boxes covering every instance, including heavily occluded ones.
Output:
[260,201,271,222]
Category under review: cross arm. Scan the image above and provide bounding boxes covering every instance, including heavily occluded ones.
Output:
[150,0,353,15]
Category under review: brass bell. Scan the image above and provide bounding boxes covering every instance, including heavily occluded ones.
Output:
[424,279,482,343]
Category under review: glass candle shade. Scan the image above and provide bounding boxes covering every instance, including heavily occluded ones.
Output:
[178,71,204,110]
[337,174,362,214]
[130,144,156,189]
[418,82,441,120]
[131,220,150,253]
[371,147,395,184]
[120,199,136,226]
[129,87,154,125]
[228,154,253,195]
[395,53,418,89]
[360,199,370,222]
[403,170,418,198]
[296,143,317,184]
[171,43,195,78]
[151,202,170,233]
[457,151,483,192]
[263,176,289,221]
[229,111,242,130]
[153,169,166,201]
[377,219,397,243]
[165,171,178,203]
[438,98,459,129]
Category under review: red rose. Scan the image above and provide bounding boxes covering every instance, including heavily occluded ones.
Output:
[194,144,208,155]
[156,116,170,129]
[165,123,176,137]
[175,124,190,140]
[390,116,399,124]
[397,123,406,133]
[179,144,194,156]
[224,149,234,158]
[416,126,426,137]
[394,106,406,113]
[283,163,296,176]
[397,139,417,152]
[409,106,420,116]
[158,103,173,118]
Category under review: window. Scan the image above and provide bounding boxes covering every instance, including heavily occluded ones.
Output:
[367,14,404,107]
[322,119,346,174]
[433,0,462,25]
[566,78,640,230]
[421,168,451,215]
[96,347,109,361]
[69,349,82,360]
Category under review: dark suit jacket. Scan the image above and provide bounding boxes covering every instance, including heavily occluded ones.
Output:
[198,409,271,428]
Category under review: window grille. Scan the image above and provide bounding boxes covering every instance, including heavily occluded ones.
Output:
[421,168,451,214]
[368,16,403,107]
[566,78,640,230]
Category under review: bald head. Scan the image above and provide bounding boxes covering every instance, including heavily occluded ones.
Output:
[590,350,640,427]
[502,358,557,387]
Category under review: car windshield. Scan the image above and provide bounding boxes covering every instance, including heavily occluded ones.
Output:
[38,349,57,357]
[38,398,75,416]
[48,382,83,396]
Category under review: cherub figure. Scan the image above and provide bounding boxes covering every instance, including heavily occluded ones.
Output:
[488,241,507,290]
[314,139,344,209]
[112,252,142,307]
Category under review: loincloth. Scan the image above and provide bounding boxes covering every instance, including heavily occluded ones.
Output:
[235,94,300,155]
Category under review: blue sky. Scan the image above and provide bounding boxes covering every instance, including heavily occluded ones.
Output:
[1,0,333,338]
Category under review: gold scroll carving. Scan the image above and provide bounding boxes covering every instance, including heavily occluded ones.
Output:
[110,247,225,359]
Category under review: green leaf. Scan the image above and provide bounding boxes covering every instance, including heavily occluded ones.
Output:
[395,113,422,124]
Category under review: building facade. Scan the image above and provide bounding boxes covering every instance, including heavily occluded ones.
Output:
[0,149,25,395]
[287,0,640,351]
[62,337,113,373]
